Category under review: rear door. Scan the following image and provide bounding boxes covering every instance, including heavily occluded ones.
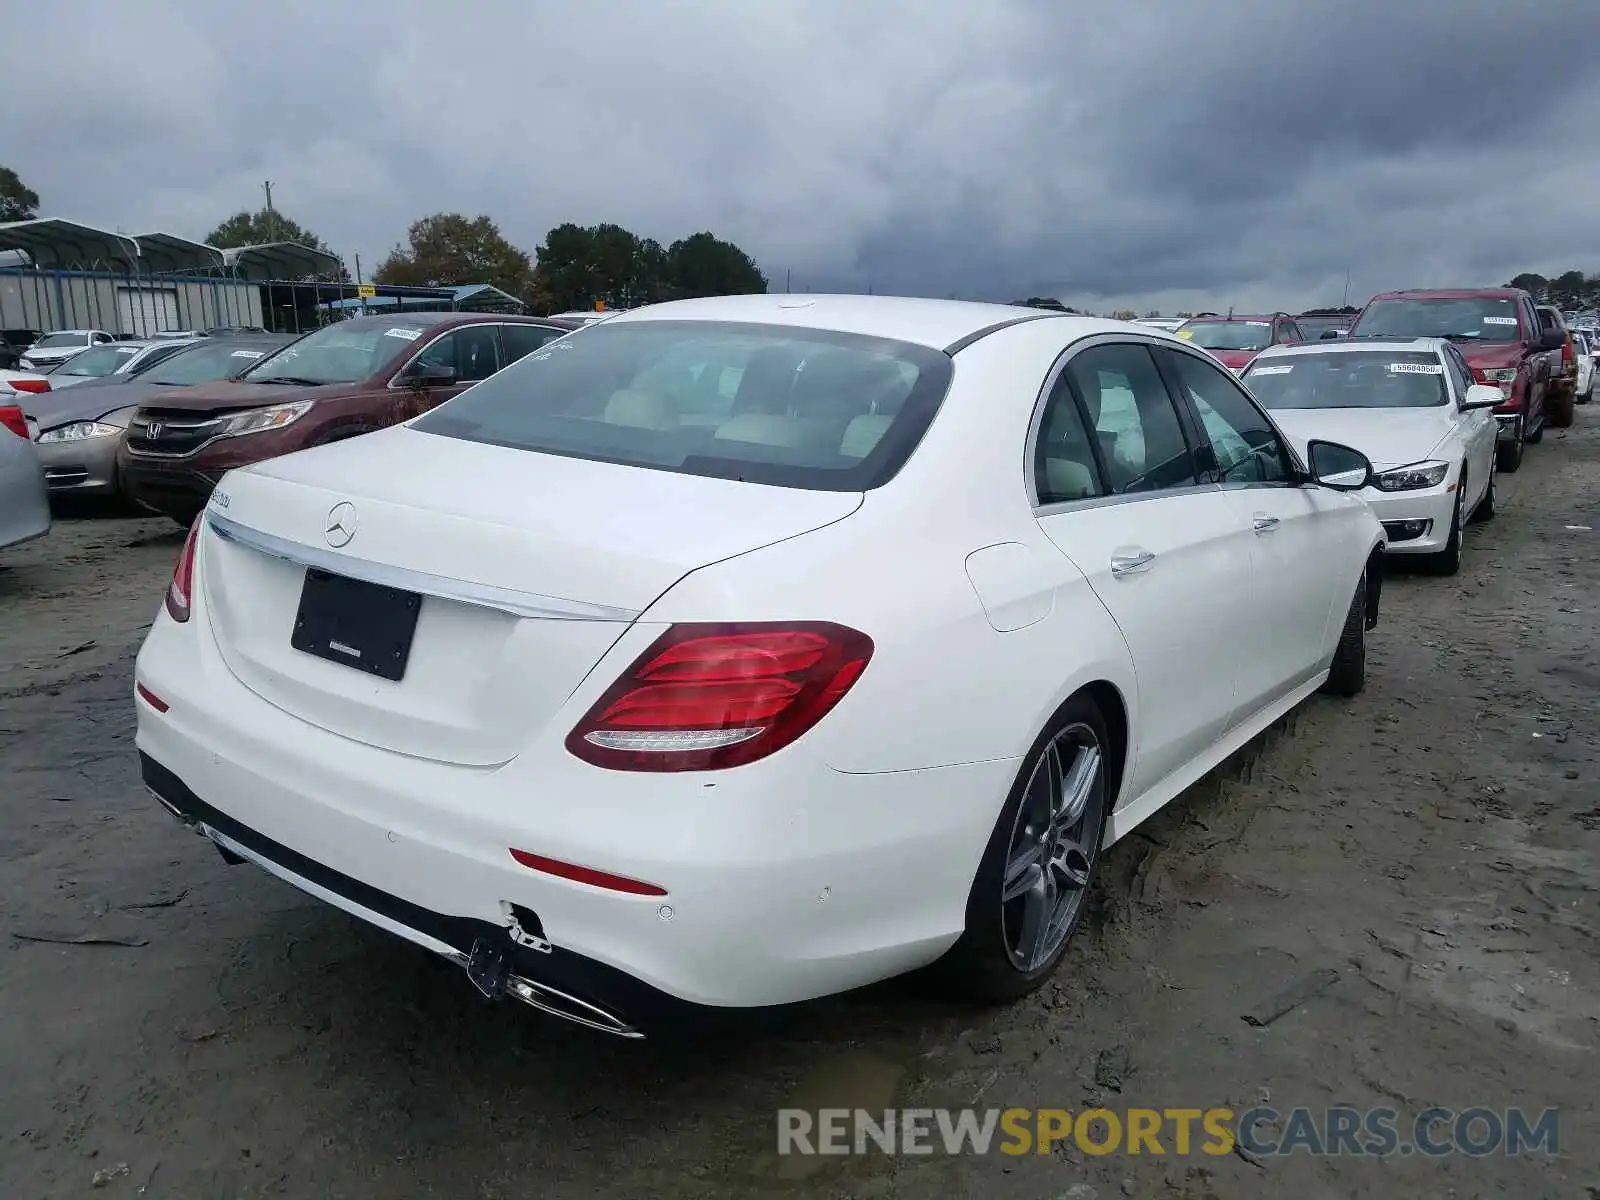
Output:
[1031,339,1249,805]
[1156,346,1347,716]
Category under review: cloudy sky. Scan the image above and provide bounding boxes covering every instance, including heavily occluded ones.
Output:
[8,0,1599,312]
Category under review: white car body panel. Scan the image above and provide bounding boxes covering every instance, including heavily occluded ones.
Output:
[135,295,1383,1016]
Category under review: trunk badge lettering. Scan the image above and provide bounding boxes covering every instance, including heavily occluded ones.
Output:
[324,501,358,548]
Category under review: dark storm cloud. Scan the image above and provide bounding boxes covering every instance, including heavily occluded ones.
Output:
[5,0,1598,312]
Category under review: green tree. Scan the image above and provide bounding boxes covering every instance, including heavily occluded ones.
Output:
[1111,308,1139,321]
[205,208,347,280]
[1548,270,1589,308]
[1506,272,1548,299]
[536,223,763,310]
[374,212,539,303]
[662,231,766,299]
[1143,309,1162,319]
[0,165,39,223]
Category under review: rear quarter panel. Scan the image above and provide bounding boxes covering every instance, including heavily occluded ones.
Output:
[637,320,1139,776]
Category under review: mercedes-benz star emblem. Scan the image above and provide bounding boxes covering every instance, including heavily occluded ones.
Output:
[324,501,358,548]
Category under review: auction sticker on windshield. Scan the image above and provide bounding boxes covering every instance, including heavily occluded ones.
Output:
[1251,364,1294,375]
[1176,330,1194,339]
[1482,316,1518,325]
[230,350,263,358]
[1388,362,1444,374]
[384,327,422,340]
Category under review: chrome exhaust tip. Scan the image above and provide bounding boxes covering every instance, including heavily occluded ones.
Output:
[504,974,645,1039]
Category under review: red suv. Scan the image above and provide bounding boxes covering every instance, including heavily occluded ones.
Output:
[1175,313,1304,372]
[1348,288,1561,472]
[119,313,583,523]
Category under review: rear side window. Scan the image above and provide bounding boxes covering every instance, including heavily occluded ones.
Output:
[413,320,953,491]
[1063,343,1197,494]
[501,323,565,365]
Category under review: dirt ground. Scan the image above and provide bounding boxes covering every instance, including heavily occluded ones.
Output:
[2,421,1597,1200]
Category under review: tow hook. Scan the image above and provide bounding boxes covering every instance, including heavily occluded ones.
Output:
[503,902,553,954]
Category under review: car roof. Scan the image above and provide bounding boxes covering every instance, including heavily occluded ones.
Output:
[1368,288,1523,301]
[1251,336,1449,360]
[1180,313,1287,323]
[599,293,1147,353]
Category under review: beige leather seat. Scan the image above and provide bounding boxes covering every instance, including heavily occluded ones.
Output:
[603,388,675,430]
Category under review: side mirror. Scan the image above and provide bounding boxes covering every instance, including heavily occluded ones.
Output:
[1537,330,1564,352]
[1319,329,1344,340]
[1463,384,1503,410]
[405,361,456,387]
[1307,439,1373,491]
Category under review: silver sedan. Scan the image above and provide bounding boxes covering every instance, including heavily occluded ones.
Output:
[0,406,49,551]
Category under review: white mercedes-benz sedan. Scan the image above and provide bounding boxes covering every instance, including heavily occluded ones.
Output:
[1240,337,1500,575]
[134,295,1386,1038]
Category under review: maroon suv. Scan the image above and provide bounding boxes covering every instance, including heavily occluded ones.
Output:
[1348,288,1561,473]
[119,312,583,522]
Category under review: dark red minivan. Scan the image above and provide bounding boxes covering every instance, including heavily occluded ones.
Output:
[119,312,583,523]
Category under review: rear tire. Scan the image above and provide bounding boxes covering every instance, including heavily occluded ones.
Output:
[1496,427,1524,472]
[1547,388,1575,428]
[1322,573,1368,697]
[938,694,1111,1003]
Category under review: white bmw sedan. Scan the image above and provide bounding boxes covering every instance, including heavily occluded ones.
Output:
[135,295,1386,1038]
[1240,338,1500,575]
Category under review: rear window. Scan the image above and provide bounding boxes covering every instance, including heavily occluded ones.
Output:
[1177,321,1273,351]
[1244,351,1449,409]
[412,320,953,491]
[1352,297,1522,343]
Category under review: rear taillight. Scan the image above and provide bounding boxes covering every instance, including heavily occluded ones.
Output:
[1562,337,1575,367]
[566,622,874,771]
[165,519,201,623]
[0,405,26,439]
[8,378,49,394]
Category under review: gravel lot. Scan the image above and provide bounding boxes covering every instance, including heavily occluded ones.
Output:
[2,421,1597,1199]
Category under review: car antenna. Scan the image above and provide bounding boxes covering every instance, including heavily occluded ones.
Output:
[1227,305,1234,319]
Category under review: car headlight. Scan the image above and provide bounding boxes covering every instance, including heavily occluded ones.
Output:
[37,420,122,443]
[1480,369,1517,382]
[1374,461,1449,492]
[216,400,315,437]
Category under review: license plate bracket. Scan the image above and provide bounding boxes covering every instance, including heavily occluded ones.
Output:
[290,568,421,682]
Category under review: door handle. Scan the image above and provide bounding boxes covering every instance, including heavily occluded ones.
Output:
[1253,514,1280,533]
[1110,549,1156,576]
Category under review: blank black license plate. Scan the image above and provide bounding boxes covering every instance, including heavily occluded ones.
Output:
[290,568,421,682]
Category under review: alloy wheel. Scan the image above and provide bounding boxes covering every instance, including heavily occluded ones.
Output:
[1001,723,1105,972]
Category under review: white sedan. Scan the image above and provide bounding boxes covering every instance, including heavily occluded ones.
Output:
[134,295,1386,1038]
[1240,337,1500,575]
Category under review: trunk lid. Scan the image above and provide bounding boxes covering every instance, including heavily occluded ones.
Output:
[198,426,862,766]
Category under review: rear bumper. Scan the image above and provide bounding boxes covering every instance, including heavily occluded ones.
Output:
[132,592,1014,1024]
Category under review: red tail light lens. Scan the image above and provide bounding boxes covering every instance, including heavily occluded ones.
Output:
[9,378,50,395]
[0,404,27,439]
[1562,337,1575,367]
[165,519,201,623]
[567,622,874,771]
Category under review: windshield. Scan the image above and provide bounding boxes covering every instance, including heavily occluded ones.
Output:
[52,344,141,378]
[35,332,89,349]
[1352,297,1522,343]
[411,320,953,492]
[1295,317,1351,340]
[1245,351,1449,409]
[1178,321,1272,351]
[241,321,432,386]
[143,340,282,386]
